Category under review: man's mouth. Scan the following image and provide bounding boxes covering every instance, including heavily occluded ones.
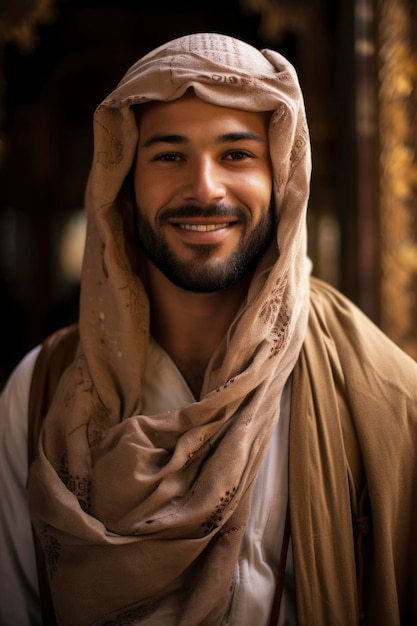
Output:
[178,223,229,232]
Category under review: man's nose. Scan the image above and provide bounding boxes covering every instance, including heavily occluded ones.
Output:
[182,157,226,204]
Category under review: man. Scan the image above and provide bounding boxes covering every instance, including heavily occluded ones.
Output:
[0,33,416,626]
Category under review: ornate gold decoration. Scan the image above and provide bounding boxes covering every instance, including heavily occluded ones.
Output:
[0,0,56,167]
[0,0,55,52]
[239,0,310,42]
[377,0,417,359]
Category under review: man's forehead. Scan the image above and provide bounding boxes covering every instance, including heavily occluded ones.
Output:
[133,91,271,132]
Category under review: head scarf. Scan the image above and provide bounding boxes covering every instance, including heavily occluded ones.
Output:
[28,33,311,625]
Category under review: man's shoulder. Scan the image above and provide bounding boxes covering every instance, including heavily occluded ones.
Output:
[308,276,365,315]
[308,275,391,342]
[28,324,79,468]
[305,276,417,386]
[30,324,79,406]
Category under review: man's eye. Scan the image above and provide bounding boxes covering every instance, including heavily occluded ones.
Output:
[153,153,182,162]
[224,150,251,161]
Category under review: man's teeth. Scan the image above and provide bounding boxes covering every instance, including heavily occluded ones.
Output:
[179,223,228,232]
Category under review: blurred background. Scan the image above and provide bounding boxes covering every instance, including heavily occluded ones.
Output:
[0,0,416,386]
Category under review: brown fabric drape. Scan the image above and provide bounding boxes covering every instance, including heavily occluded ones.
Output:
[290,278,417,626]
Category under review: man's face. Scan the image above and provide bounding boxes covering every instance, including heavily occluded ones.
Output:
[133,93,275,293]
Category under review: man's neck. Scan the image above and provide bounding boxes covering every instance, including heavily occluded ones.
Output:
[145,264,250,399]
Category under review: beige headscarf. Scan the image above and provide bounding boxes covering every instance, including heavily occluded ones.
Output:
[28,33,312,625]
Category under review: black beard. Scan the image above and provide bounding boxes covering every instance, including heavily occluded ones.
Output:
[135,203,276,293]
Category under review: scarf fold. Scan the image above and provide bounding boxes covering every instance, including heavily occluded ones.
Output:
[28,33,312,625]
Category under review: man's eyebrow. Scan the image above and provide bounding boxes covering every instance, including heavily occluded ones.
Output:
[141,131,265,148]
[216,132,265,144]
[142,134,188,148]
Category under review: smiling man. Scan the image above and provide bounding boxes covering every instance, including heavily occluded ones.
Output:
[1,33,417,626]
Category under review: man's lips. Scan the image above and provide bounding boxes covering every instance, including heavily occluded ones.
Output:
[160,206,247,226]
[167,216,239,233]
[178,223,230,232]
[165,217,239,243]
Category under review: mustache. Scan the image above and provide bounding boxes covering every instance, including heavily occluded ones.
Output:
[158,204,251,224]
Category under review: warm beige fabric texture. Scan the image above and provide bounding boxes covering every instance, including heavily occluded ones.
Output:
[28,33,312,625]
[290,278,417,626]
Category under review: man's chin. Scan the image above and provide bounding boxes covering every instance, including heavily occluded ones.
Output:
[162,261,251,293]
